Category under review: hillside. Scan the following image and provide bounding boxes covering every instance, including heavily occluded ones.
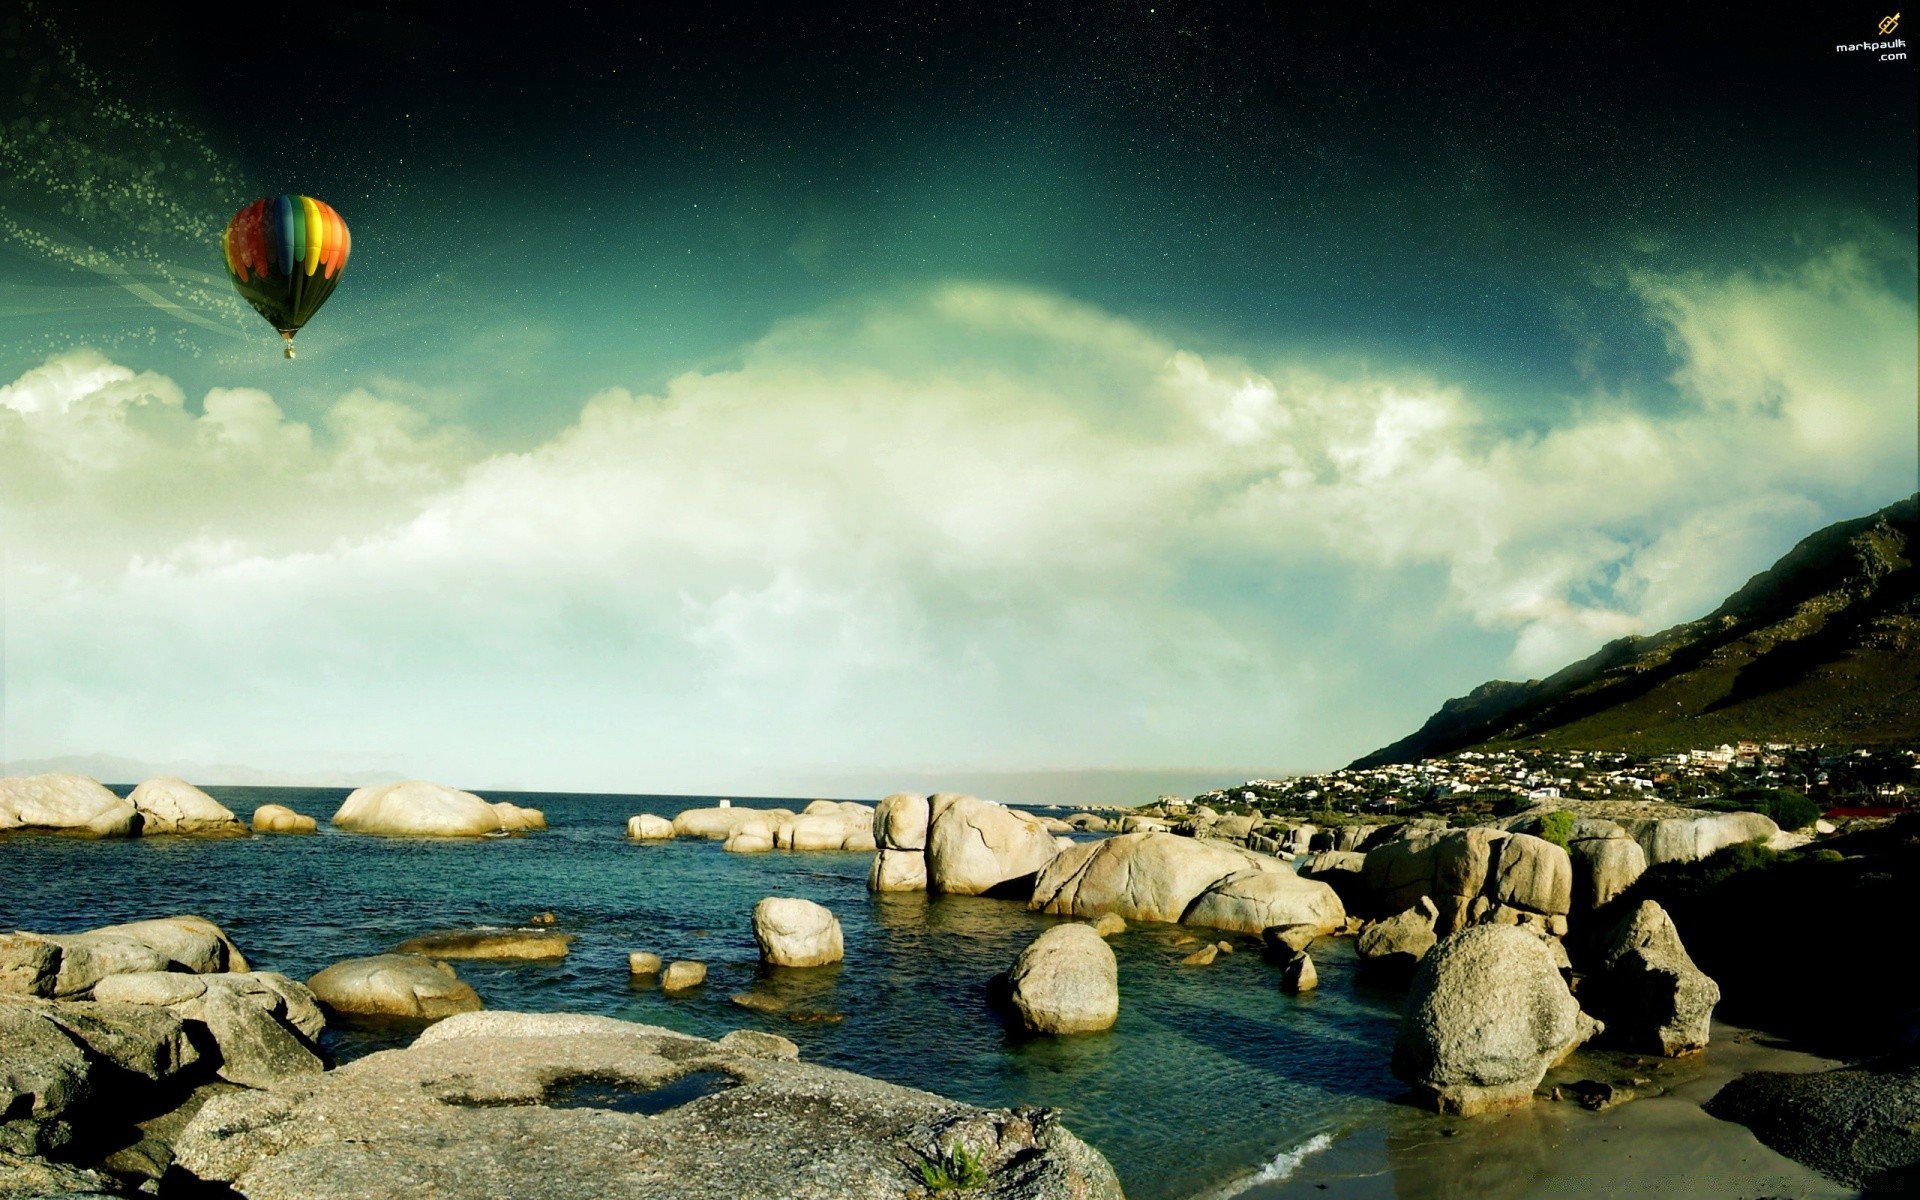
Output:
[1353,494,1920,767]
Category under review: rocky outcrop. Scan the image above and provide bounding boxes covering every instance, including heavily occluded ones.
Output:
[925,794,1060,896]
[305,954,482,1018]
[0,774,139,837]
[127,777,247,836]
[1624,811,1779,866]
[1704,1057,1920,1190]
[1584,899,1718,1055]
[626,813,675,839]
[4,916,252,1000]
[723,817,776,854]
[252,804,317,834]
[1392,925,1601,1115]
[777,801,877,852]
[172,1011,1125,1200]
[672,806,795,840]
[392,929,574,960]
[1031,832,1344,935]
[751,898,844,969]
[1007,924,1118,1034]
[1355,897,1439,980]
[331,781,512,838]
[90,971,325,1088]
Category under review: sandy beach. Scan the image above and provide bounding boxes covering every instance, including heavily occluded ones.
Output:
[1247,1020,1857,1200]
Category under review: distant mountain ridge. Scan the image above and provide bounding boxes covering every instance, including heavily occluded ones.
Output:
[1353,494,1920,767]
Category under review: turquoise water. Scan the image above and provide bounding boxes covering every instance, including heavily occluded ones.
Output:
[0,789,1409,1199]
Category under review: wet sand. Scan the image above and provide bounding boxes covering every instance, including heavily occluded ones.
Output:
[1244,1021,1858,1200]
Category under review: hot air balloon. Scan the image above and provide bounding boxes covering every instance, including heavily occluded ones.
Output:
[221,194,351,358]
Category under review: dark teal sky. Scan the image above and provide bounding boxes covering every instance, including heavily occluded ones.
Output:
[1,2,1914,794]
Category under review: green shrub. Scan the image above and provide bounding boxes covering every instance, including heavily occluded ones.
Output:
[1765,789,1819,831]
[917,1142,986,1191]
[1537,810,1575,850]
[1810,848,1845,863]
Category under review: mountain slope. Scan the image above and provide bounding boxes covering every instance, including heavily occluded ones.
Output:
[1353,494,1920,766]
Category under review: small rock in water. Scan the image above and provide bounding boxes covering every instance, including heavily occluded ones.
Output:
[1180,945,1218,967]
[731,992,785,1013]
[1281,952,1317,993]
[1091,913,1127,938]
[1263,924,1318,955]
[529,912,556,926]
[787,1010,845,1024]
[1214,940,1234,954]
[628,951,662,976]
[1172,935,1198,947]
[661,961,706,991]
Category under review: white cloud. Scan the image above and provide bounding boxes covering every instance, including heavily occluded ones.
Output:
[2,247,1912,790]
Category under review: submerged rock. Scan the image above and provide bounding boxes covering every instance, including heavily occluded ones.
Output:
[252,804,318,834]
[306,954,482,1019]
[1392,925,1600,1115]
[751,898,844,969]
[128,777,247,836]
[392,929,575,960]
[331,781,509,838]
[173,1011,1125,1200]
[0,773,139,837]
[1007,924,1118,1035]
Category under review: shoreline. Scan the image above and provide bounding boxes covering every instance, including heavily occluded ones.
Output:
[1232,1019,1857,1200]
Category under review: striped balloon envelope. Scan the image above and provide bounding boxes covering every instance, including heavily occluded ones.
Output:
[222,194,351,358]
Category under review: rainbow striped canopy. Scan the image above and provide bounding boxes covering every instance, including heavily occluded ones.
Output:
[222,194,351,354]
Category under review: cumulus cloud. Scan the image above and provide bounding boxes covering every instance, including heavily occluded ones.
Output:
[2,245,1912,789]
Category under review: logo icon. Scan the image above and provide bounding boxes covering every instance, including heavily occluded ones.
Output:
[1880,12,1901,35]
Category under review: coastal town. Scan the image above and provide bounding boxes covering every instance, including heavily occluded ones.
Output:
[1178,741,1920,823]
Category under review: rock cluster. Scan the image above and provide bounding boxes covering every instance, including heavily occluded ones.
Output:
[1028,832,1345,935]
[866,793,1063,896]
[331,780,546,838]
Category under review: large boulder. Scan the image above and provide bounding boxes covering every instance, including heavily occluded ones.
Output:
[873,793,931,851]
[1391,925,1601,1115]
[1007,924,1118,1035]
[22,916,250,998]
[173,1011,1126,1200]
[1031,832,1283,925]
[0,935,60,997]
[1584,899,1719,1056]
[1356,897,1440,980]
[1180,868,1346,936]
[1625,811,1779,866]
[0,774,139,837]
[1360,826,1509,931]
[126,777,247,836]
[925,794,1060,896]
[331,781,506,838]
[751,898,844,969]
[1568,831,1647,909]
[0,999,104,1120]
[626,813,675,840]
[867,848,928,892]
[306,954,482,1019]
[1487,834,1572,917]
[779,803,876,852]
[252,804,317,834]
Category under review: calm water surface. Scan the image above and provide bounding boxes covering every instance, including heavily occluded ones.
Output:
[0,789,1409,1200]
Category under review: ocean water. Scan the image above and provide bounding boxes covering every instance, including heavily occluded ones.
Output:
[0,789,1410,1200]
